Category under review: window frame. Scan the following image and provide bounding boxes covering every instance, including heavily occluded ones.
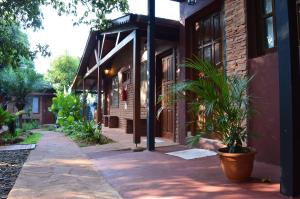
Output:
[122,69,131,84]
[257,0,277,54]
[191,10,223,68]
[110,76,119,108]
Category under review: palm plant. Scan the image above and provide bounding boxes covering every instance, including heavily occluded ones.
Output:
[158,57,253,153]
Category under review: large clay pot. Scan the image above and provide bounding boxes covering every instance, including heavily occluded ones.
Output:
[218,147,256,181]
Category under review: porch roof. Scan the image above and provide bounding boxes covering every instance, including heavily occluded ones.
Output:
[71,13,180,92]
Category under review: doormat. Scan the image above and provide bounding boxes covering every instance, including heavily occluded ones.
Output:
[166,149,217,160]
[142,138,165,143]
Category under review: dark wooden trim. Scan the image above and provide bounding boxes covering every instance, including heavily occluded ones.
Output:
[84,30,136,79]
[275,0,300,196]
[133,30,141,144]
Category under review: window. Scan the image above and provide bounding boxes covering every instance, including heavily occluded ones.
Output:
[25,96,39,114]
[111,76,119,107]
[32,97,39,113]
[260,0,276,50]
[193,11,223,68]
[122,69,131,83]
[140,61,148,107]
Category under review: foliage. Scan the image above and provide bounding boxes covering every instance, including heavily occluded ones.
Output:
[21,132,42,144]
[50,92,81,128]
[47,53,80,92]
[0,67,49,111]
[0,107,11,126]
[70,121,108,144]
[0,128,22,145]
[0,0,129,30]
[159,57,253,153]
[0,67,49,127]
[0,20,33,68]
[22,121,39,132]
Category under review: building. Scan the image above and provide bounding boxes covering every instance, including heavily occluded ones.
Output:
[72,1,300,196]
[7,91,56,125]
[71,14,180,144]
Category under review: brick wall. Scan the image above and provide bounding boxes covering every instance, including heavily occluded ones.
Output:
[224,0,248,76]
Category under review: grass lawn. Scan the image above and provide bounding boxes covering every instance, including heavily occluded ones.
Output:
[21,132,42,144]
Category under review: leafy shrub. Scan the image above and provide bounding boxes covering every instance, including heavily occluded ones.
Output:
[50,92,81,129]
[22,121,39,132]
[70,121,109,144]
[0,107,11,127]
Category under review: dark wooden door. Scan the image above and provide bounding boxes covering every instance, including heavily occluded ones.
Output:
[161,54,175,139]
[42,96,55,124]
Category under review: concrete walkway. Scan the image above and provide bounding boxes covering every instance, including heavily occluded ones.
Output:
[8,131,122,199]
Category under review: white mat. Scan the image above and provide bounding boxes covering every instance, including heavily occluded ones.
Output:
[142,138,165,143]
[166,149,217,160]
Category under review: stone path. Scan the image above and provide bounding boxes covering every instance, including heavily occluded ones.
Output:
[8,131,123,199]
[0,144,36,151]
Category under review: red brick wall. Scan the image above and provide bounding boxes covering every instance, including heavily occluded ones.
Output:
[224,0,248,76]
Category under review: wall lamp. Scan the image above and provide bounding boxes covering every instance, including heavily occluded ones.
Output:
[188,0,196,5]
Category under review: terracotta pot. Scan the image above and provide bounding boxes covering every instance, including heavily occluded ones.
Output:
[218,147,256,181]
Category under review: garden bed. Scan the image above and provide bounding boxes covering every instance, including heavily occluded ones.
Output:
[0,149,30,199]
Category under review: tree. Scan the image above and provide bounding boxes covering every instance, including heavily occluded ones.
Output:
[0,0,129,30]
[0,20,32,68]
[47,53,80,92]
[0,67,49,127]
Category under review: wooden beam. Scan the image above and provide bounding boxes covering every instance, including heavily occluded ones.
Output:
[100,26,137,36]
[84,30,136,79]
[133,30,141,144]
[115,32,120,46]
[97,66,103,125]
[82,79,86,121]
[100,34,106,59]
[97,39,101,58]
[94,49,99,63]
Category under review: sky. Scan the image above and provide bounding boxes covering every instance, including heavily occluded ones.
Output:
[26,0,180,74]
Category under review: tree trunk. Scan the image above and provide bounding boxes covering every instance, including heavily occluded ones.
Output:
[18,114,23,129]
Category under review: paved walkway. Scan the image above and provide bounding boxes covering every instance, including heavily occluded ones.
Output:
[83,144,290,199]
[8,131,122,199]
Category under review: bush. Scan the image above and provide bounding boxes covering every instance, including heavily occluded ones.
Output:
[50,92,81,129]
[22,121,39,132]
[71,121,108,144]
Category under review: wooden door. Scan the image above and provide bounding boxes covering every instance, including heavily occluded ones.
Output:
[161,54,175,139]
[42,96,55,124]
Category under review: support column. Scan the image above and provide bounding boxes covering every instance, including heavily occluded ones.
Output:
[133,30,141,145]
[97,67,103,125]
[82,78,86,121]
[147,0,155,151]
[275,0,300,196]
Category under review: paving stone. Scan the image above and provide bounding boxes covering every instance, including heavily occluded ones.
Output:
[8,131,123,199]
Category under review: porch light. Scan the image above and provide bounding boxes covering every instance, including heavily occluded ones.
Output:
[104,69,110,75]
[188,0,196,5]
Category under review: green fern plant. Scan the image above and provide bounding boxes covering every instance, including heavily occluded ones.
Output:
[158,57,253,153]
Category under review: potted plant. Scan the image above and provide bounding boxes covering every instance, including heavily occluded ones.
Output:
[158,57,256,181]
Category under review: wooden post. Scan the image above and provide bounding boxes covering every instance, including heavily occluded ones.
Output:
[275,0,300,196]
[147,0,155,151]
[97,66,102,125]
[82,78,86,121]
[133,30,141,145]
